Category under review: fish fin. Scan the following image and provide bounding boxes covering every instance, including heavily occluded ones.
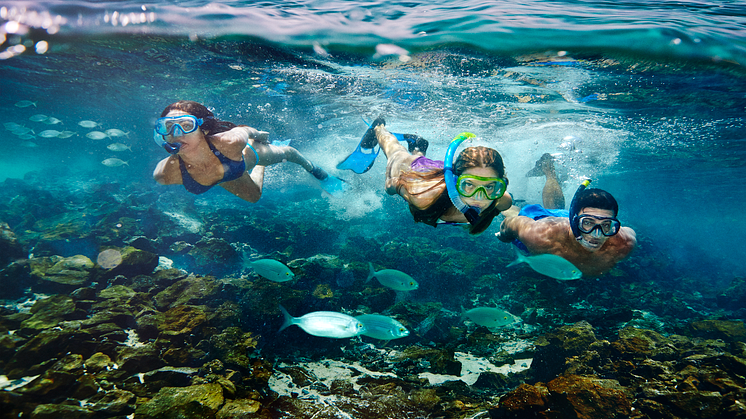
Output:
[367,262,376,282]
[278,304,294,333]
[506,247,526,268]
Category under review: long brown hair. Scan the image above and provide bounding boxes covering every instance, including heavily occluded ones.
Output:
[160,100,236,138]
[399,146,507,235]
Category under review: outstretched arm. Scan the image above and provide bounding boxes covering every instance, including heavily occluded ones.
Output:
[497,213,531,243]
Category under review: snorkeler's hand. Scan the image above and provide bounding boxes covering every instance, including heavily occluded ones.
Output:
[254,130,270,144]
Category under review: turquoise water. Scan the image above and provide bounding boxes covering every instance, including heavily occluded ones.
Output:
[1,0,745,285]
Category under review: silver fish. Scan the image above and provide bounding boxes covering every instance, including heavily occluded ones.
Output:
[356,314,409,340]
[11,126,34,136]
[39,130,61,138]
[57,131,77,139]
[86,131,109,140]
[15,100,37,108]
[367,263,418,291]
[463,307,519,328]
[20,141,38,148]
[43,117,62,125]
[101,158,128,167]
[4,122,23,130]
[105,128,129,138]
[29,114,48,122]
[107,143,132,152]
[278,305,366,338]
[78,120,100,128]
[508,249,582,280]
[249,259,294,282]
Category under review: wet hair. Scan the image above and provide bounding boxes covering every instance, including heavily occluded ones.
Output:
[454,146,506,178]
[570,188,618,217]
[160,100,236,136]
[400,146,507,235]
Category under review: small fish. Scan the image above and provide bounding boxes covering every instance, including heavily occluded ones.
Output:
[39,129,61,138]
[18,134,36,140]
[278,305,366,338]
[43,117,62,125]
[11,126,34,136]
[367,263,418,291]
[4,122,23,130]
[249,259,294,282]
[107,143,132,152]
[101,158,128,167]
[57,131,77,138]
[29,114,48,122]
[15,100,37,108]
[507,249,582,280]
[79,120,100,128]
[355,314,409,341]
[86,131,109,140]
[463,307,519,328]
[105,128,129,138]
[20,141,38,148]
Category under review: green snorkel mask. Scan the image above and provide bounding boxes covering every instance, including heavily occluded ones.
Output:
[444,132,482,225]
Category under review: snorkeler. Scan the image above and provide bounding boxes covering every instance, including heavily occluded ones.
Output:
[339,118,512,235]
[497,157,637,276]
[152,100,346,201]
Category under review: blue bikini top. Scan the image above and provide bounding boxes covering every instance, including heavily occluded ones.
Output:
[178,138,246,194]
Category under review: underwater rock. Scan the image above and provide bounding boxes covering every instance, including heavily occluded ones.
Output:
[153,274,220,310]
[689,319,746,342]
[28,255,95,293]
[159,305,208,337]
[88,388,137,415]
[216,399,263,418]
[490,375,632,418]
[84,351,113,373]
[29,404,94,419]
[531,320,597,382]
[717,276,746,311]
[134,383,225,419]
[96,246,159,281]
[18,294,79,334]
[115,342,165,376]
[5,328,94,378]
[183,237,240,276]
[206,327,259,372]
[0,221,26,267]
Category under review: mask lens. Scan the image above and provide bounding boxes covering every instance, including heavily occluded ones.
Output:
[155,116,201,136]
[456,175,506,200]
[578,215,620,236]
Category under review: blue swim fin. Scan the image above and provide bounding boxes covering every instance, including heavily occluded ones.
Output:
[336,118,408,174]
[319,175,348,197]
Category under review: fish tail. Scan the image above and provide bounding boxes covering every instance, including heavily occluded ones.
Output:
[506,247,526,268]
[278,304,295,333]
[367,262,376,282]
[124,161,129,166]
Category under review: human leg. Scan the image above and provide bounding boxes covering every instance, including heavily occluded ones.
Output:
[527,153,565,209]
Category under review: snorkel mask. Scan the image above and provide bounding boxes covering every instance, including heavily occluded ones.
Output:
[444,132,507,226]
[569,179,621,241]
[152,115,204,155]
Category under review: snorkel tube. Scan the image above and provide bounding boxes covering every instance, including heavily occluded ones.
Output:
[153,131,181,155]
[444,132,481,225]
[569,179,592,240]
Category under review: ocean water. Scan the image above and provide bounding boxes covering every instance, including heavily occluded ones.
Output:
[1,0,745,287]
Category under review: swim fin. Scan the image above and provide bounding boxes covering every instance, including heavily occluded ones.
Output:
[336,118,409,174]
[318,175,348,197]
[310,165,348,197]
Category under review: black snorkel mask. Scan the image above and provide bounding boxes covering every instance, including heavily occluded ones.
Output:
[569,179,621,240]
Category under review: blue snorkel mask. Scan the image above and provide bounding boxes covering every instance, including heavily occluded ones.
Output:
[153,115,204,155]
[444,132,482,225]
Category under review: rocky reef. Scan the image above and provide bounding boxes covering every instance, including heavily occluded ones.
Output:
[0,174,745,418]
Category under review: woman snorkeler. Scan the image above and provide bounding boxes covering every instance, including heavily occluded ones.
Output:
[340,118,512,234]
[153,100,345,202]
